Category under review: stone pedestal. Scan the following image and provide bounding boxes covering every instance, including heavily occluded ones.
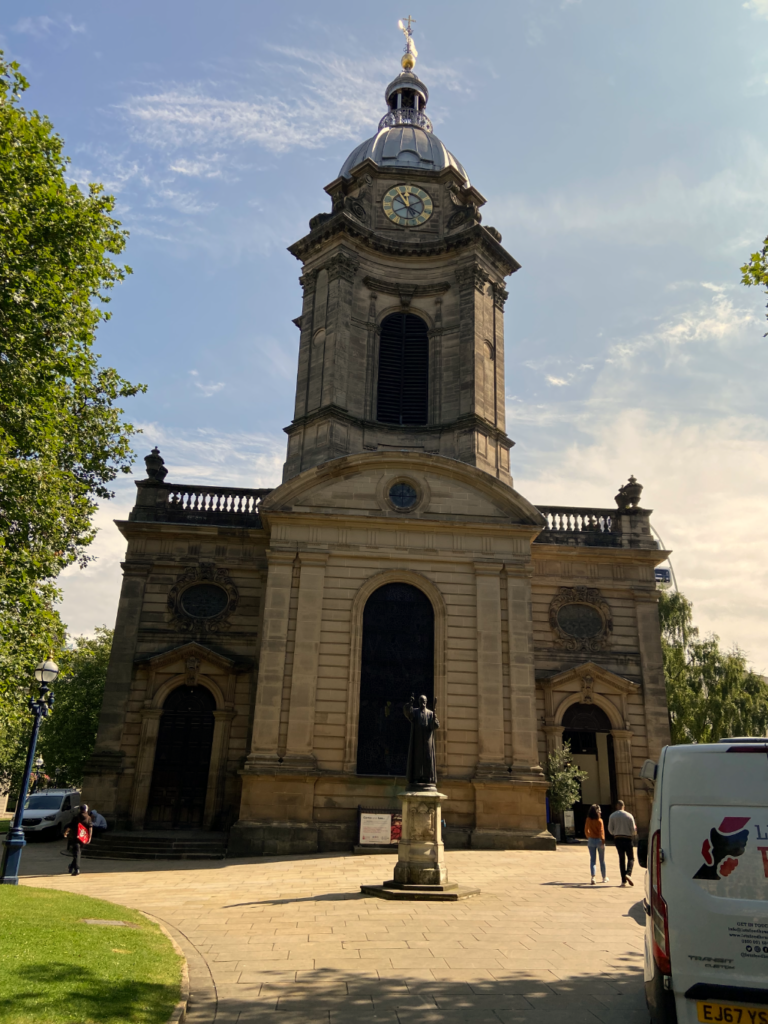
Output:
[361,789,479,901]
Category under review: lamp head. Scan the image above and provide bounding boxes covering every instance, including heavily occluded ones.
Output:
[35,657,59,686]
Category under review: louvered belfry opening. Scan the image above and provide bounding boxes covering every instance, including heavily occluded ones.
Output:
[376,312,429,425]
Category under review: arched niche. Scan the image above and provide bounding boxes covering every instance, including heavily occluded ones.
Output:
[376,312,429,426]
[344,569,447,774]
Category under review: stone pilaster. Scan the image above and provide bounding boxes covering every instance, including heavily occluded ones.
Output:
[505,567,540,774]
[633,589,672,759]
[473,562,506,775]
[610,729,636,814]
[130,708,163,829]
[245,551,296,767]
[283,552,329,769]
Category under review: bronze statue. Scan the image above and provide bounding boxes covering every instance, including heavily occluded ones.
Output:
[403,694,439,790]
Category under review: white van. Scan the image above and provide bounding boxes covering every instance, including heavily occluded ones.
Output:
[642,739,768,1024]
[21,789,81,839]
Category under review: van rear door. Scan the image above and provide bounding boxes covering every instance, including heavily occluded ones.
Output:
[662,745,768,1020]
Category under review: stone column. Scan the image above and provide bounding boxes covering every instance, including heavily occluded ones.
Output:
[473,563,506,774]
[284,552,329,769]
[543,724,564,760]
[203,709,236,828]
[130,708,163,829]
[634,590,672,759]
[611,729,636,813]
[506,567,540,774]
[245,551,295,766]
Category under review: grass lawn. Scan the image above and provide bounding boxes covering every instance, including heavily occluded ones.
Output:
[0,886,183,1024]
[0,819,10,833]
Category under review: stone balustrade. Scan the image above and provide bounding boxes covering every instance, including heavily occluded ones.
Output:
[535,504,659,549]
[130,481,272,527]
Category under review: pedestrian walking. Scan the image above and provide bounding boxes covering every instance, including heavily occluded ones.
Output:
[607,800,637,887]
[90,808,107,839]
[63,804,92,876]
[584,803,608,884]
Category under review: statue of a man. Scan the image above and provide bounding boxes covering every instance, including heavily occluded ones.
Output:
[404,694,439,790]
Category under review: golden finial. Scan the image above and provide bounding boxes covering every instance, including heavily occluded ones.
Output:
[397,16,418,71]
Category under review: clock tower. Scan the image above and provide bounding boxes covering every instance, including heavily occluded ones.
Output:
[283,43,519,485]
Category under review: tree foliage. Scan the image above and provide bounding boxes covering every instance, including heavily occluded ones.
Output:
[36,628,111,788]
[741,236,768,334]
[547,740,588,813]
[0,52,143,740]
[659,589,768,744]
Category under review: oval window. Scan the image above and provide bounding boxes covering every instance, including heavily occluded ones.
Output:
[180,583,229,619]
[389,482,418,510]
[556,603,603,639]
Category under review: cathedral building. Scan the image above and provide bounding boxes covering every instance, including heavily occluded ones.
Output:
[84,36,671,854]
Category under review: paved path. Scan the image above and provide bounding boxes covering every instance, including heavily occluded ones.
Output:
[20,842,647,1024]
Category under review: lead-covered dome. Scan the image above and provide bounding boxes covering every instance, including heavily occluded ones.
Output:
[339,68,469,184]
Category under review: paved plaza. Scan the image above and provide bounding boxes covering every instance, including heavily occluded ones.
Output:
[20,843,648,1024]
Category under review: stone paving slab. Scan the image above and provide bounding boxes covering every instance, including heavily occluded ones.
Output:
[20,840,648,1024]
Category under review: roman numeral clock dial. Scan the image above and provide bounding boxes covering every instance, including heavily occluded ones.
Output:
[382,185,433,227]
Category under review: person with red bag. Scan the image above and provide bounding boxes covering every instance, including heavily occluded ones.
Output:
[63,804,92,876]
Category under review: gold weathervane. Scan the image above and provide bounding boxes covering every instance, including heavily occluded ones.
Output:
[398,16,418,71]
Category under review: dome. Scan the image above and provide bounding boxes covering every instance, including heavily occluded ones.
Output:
[339,125,469,182]
[338,63,469,184]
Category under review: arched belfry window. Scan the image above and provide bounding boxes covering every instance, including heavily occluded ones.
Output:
[377,313,429,425]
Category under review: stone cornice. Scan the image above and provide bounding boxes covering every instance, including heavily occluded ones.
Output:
[362,276,451,297]
[288,212,520,278]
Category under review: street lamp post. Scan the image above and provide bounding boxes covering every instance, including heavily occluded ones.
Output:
[0,658,58,885]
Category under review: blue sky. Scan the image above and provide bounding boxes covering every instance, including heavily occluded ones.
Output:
[3,1,768,668]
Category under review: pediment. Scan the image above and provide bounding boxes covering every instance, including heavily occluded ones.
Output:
[136,642,237,672]
[262,452,545,527]
[539,662,639,696]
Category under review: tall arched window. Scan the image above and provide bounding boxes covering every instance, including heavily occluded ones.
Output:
[377,312,429,425]
[357,582,434,776]
[561,702,617,837]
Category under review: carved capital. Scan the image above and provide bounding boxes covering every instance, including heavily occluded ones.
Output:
[455,263,490,292]
[326,250,359,283]
[492,284,508,310]
[299,269,318,296]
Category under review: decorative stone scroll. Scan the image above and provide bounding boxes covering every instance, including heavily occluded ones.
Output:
[167,564,238,635]
[549,586,613,652]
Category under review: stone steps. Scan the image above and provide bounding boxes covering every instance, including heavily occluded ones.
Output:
[83,831,227,861]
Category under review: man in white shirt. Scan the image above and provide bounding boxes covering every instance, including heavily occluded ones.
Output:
[607,800,637,886]
[90,809,107,839]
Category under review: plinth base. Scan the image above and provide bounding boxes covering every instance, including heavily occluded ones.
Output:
[360,883,480,902]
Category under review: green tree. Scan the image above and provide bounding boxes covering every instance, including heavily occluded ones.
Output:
[0,52,143,745]
[659,589,768,743]
[547,740,588,815]
[37,628,112,788]
[741,236,768,333]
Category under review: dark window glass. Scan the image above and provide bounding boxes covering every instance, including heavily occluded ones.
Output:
[377,313,429,425]
[389,483,417,509]
[556,603,603,638]
[180,584,229,619]
[357,583,434,776]
[561,702,612,732]
[24,794,62,810]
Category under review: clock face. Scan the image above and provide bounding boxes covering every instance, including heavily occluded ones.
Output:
[382,184,433,226]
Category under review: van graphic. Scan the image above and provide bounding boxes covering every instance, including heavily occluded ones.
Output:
[693,816,751,880]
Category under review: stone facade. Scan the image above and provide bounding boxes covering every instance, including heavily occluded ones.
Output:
[83,55,672,853]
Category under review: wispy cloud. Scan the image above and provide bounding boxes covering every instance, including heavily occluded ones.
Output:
[189,370,225,396]
[12,14,85,37]
[743,0,768,19]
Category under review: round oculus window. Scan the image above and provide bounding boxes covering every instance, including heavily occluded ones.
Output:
[389,482,418,510]
[180,583,229,619]
[556,603,603,639]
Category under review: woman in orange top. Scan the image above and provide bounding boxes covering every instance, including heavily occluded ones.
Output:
[584,804,608,884]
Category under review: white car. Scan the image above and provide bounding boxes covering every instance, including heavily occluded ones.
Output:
[21,789,81,839]
[642,738,768,1024]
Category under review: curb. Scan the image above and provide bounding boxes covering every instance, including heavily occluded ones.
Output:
[140,912,190,1024]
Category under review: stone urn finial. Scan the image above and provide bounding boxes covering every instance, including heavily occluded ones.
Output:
[144,447,168,482]
[614,475,643,512]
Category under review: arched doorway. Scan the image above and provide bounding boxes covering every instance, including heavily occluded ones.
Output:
[377,312,429,425]
[145,685,215,829]
[357,582,434,776]
[562,702,617,837]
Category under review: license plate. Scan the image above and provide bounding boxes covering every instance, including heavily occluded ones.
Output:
[697,1002,768,1024]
